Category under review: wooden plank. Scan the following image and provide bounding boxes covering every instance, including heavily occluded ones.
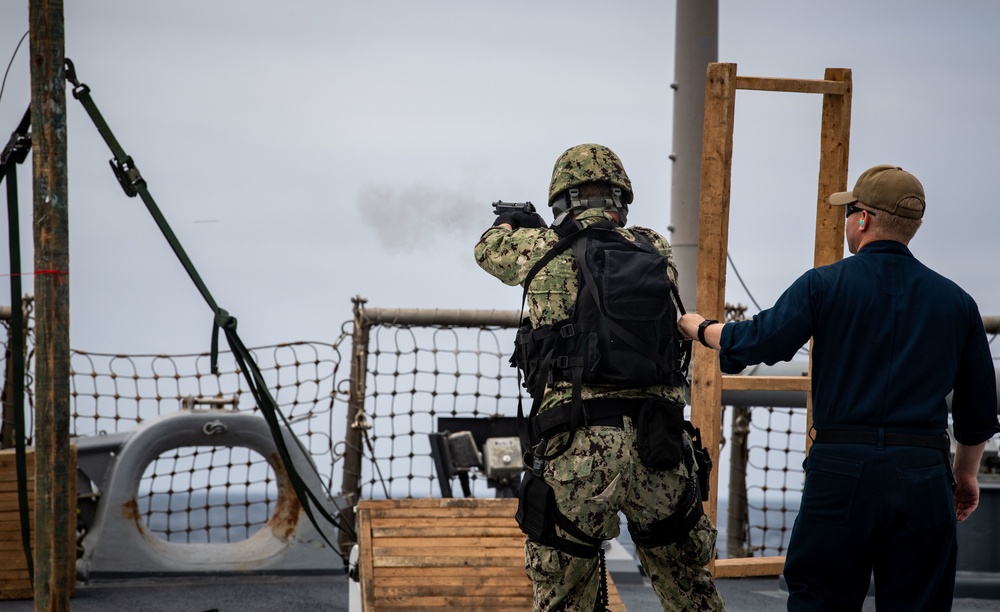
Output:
[372,550,525,562]
[358,505,376,611]
[372,517,518,528]
[372,595,624,612]
[0,498,36,513]
[372,546,524,560]
[373,566,528,579]
[361,498,517,511]
[714,556,786,578]
[0,447,76,599]
[0,556,36,572]
[374,596,533,610]
[0,541,36,554]
[379,584,533,597]
[0,587,34,600]
[378,575,531,587]
[735,76,848,95]
[365,505,517,519]
[373,556,523,568]
[372,535,526,548]
[372,526,523,538]
[376,594,534,604]
[0,504,36,517]
[721,375,810,392]
[377,607,528,612]
[693,61,738,533]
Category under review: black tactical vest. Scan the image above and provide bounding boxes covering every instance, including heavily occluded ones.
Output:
[513,220,689,400]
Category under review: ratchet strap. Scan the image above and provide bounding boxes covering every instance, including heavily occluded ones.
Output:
[1,105,34,586]
[63,58,355,562]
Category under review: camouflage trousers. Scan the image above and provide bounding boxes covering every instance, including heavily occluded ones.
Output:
[524,417,726,611]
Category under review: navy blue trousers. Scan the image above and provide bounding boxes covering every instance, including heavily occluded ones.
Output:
[785,443,957,611]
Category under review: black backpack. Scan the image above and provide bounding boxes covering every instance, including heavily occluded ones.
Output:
[513,219,690,402]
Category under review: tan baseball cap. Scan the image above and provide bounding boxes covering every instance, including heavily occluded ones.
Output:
[829,164,926,219]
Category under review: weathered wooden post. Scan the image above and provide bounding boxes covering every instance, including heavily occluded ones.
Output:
[29,1,73,609]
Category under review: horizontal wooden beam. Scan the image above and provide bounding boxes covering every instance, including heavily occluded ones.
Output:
[722,375,810,392]
[736,76,848,95]
[714,556,786,578]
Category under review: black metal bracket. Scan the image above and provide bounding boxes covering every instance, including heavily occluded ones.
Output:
[0,107,31,171]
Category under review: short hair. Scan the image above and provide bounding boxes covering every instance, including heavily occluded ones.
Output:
[864,196,923,242]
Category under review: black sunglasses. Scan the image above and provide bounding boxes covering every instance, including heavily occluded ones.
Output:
[845,204,875,219]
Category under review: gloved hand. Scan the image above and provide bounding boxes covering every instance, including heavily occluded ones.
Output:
[494,210,547,229]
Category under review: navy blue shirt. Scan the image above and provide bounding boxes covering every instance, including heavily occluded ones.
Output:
[719,241,999,445]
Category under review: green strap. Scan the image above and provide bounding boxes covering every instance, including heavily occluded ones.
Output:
[1,106,35,585]
[64,60,229,372]
[63,59,355,562]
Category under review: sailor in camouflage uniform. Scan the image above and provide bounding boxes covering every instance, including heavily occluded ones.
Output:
[475,144,725,611]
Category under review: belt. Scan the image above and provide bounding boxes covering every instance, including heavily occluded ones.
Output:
[812,429,950,450]
[532,398,641,439]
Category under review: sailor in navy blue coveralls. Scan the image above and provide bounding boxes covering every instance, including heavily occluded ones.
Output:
[678,165,999,611]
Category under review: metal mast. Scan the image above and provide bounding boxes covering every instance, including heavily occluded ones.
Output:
[669,0,718,311]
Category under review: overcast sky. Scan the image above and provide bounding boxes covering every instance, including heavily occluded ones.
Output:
[2,1,999,356]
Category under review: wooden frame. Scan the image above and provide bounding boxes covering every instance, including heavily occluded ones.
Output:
[690,63,852,578]
[0,447,77,600]
[356,498,625,611]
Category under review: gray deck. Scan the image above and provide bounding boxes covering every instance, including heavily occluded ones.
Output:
[1,573,998,611]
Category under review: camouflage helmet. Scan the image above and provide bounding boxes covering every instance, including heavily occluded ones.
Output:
[548,143,633,205]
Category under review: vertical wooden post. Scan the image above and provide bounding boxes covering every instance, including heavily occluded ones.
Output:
[690,62,737,527]
[813,68,852,268]
[806,67,852,449]
[28,1,73,609]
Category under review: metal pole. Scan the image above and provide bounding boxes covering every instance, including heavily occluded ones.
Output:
[29,1,73,608]
[362,307,521,328]
[727,405,751,558]
[338,296,371,555]
[669,0,718,311]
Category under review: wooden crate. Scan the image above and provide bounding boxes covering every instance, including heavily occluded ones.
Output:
[0,447,77,600]
[356,497,626,611]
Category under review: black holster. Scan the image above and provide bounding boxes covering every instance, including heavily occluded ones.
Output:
[635,399,686,470]
[515,471,602,558]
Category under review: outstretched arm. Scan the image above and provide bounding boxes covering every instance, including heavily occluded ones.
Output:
[678,314,723,350]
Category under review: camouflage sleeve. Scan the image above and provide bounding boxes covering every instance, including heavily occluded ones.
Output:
[473,226,553,287]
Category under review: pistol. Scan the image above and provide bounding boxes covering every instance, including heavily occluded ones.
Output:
[492,200,536,215]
